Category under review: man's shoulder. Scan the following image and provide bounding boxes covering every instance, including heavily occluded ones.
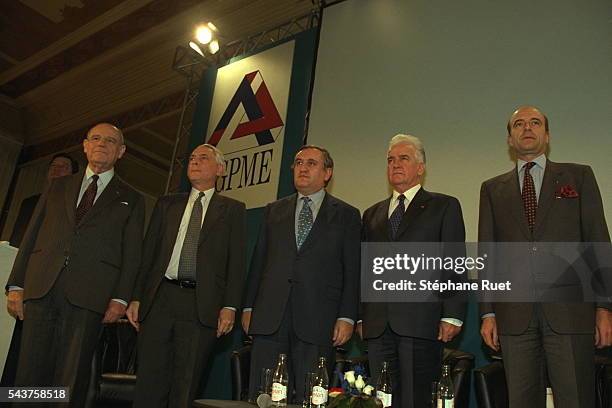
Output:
[548,161,591,174]
[213,193,246,210]
[158,192,188,204]
[481,168,515,188]
[325,193,360,215]
[266,193,296,210]
[424,190,460,205]
[114,175,144,200]
[363,197,389,217]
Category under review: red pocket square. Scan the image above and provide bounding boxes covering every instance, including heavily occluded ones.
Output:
[555,184,579,198]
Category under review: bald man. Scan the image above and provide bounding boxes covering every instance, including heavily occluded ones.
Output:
[6,123,145,406]
[479,106,612,407]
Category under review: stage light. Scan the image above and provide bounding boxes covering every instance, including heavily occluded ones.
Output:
[195,25,212,45]
[208,40,220,54]
[189,41,204,56]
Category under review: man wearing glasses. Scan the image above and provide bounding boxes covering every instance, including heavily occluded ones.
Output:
[242,145,361,401]
[6,123,145,406]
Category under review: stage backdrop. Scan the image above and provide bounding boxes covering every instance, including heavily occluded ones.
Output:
[307,0,611,407]
[187,29,317,399]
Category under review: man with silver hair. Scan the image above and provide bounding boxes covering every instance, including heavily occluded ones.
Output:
[359,134,466,408]
[127,143,247,407]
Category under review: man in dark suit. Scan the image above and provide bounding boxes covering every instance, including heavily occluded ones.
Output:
[6,123,145,406]
[479,105,612,407]
[2,153,78,389]
[126,143,246,407]
[358,134,466,408]
[242,145,361,401]
[9,153,79,248]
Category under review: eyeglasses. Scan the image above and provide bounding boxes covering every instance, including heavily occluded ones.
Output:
[88,135,121,145]
[512,119,543,130]
[293,159,321,168]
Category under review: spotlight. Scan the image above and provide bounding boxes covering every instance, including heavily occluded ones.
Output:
[189,41,204,56]
[195,25,212,45]
[208,40,220,54]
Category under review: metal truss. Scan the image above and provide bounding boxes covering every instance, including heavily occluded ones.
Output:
[167,7,322,194]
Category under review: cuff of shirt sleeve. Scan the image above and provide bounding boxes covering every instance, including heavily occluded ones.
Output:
[440,317,463,327]
[8,286,24,291]
[243,307,253,312]
[481,313,496,319]
[337,317,354,325]
[223,306,237,311]
[111,298,128,306]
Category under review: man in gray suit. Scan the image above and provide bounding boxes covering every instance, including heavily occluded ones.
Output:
[479,106,612,407]
[6,123,145,406]
[126,143,246,407]
[242,145,361,401]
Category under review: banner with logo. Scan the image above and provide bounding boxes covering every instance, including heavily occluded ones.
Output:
[189,29,317,209]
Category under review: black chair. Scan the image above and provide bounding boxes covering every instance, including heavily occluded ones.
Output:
[474,360,507,408]
[230,344,252,400]
[84,319,138,408]
[595,355,612,408]
[443,348,475,408]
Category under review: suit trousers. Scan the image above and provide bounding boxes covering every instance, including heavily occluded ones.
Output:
[499,304,594,408]
[134,280,217,408]
[0,319,22,387]
[367,326,443,408]
[248,301,334,403]
[15,267,103,408]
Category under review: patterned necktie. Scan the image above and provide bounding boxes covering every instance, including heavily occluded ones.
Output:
[389,194,406,239]
[178,192,205,281]
[75,174,99,225]
[522,162,537,231]
[296,197,313,249]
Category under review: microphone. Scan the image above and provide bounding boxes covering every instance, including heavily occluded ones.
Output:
[257,393,272,408]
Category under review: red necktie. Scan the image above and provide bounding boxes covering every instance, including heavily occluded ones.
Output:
[522,162,537,231]
[75,175,99,225]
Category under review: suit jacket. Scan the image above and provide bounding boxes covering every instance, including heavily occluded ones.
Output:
[478,160,611,334]
[134,192,246,328]
[9,194,41,247]
[244,192,361,346]
[7,170,145,314]
[361,188,466,340]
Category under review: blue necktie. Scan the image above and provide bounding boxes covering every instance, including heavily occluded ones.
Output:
[389,194,406,239]
[296,197,313,249]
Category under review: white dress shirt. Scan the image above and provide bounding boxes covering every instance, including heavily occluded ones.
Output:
[164,187,235,312]
[77,166,114,207]
[165,187,215,280]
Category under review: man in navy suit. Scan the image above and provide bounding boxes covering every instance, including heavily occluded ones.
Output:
[359,134,466,408]
[242,145,361,400]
